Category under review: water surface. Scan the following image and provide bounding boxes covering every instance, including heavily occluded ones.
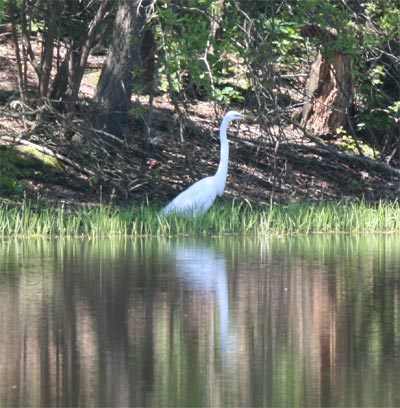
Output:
[0,235,399,407]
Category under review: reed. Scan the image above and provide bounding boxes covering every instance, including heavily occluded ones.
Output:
[0,199,399,238]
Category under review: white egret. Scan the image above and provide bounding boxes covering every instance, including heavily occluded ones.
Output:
[161,110,244,216]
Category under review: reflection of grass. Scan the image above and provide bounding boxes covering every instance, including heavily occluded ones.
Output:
[1,199,400,237]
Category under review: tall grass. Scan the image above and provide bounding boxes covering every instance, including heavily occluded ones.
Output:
[0,199,399,238]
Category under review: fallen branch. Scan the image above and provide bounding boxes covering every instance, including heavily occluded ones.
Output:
[282,120,400,177]
[302,129,400,177]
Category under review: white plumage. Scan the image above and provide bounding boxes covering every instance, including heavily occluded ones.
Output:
[161,111,244,216]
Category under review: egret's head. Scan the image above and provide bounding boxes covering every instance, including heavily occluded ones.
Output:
[224,110,244,122]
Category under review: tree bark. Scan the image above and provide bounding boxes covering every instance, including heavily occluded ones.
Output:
[39,1,59,97]
[92,1,135,137]
[92,0,155,137]
[138,27,156,95]
[50,0,111,111]
[8,0,27,102]
[301,25,353,136]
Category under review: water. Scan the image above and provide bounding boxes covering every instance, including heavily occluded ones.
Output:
[0,235,399,407]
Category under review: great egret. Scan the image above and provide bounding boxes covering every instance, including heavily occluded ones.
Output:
[161,110,244,216]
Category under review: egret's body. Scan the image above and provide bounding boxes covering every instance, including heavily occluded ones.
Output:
[161,111,244,216]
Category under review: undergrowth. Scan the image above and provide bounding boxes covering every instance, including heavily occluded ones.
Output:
[0,199,399,238]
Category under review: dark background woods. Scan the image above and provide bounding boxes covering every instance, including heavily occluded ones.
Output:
[0,0,399,205]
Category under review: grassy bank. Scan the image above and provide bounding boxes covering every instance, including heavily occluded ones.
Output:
[0,200,400,238]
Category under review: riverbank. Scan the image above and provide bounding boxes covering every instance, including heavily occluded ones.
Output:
[1,200,399,238]
[1,34,399,208]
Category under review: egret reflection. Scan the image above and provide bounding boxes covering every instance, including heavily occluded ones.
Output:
[169,240,229,353]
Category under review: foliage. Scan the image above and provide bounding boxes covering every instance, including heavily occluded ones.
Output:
[241,1,398,150]
[155,0,245,106]
[335,127,375,157]
[0,0,8,23]
[4,0,399,140]
[351,2,400,150]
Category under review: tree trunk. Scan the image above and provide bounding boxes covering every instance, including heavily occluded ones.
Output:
[39,1,59,97]
[50,0,111,112]
[8,0,27,102]
[93,0,152,137]
[301,25,353,136]
[138,27,156,95]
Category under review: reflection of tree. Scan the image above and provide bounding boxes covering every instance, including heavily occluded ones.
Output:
[333,238,400,407]
[0,236,399,407]
[228,235,400,406]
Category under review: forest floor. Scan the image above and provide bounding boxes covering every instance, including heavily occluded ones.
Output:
[1,33,399,208]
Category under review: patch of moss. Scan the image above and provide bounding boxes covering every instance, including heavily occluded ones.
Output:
[19,145,63,169]
[0,145,64,197]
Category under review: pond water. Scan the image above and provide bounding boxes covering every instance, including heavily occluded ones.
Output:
[0,235,399,407]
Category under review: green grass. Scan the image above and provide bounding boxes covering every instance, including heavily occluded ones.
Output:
[0,199,399,238]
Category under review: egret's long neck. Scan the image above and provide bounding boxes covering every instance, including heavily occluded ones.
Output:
[215,117,230,195]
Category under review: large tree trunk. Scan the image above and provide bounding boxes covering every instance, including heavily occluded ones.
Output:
[92,0,154,137]
[301,25,353,136]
